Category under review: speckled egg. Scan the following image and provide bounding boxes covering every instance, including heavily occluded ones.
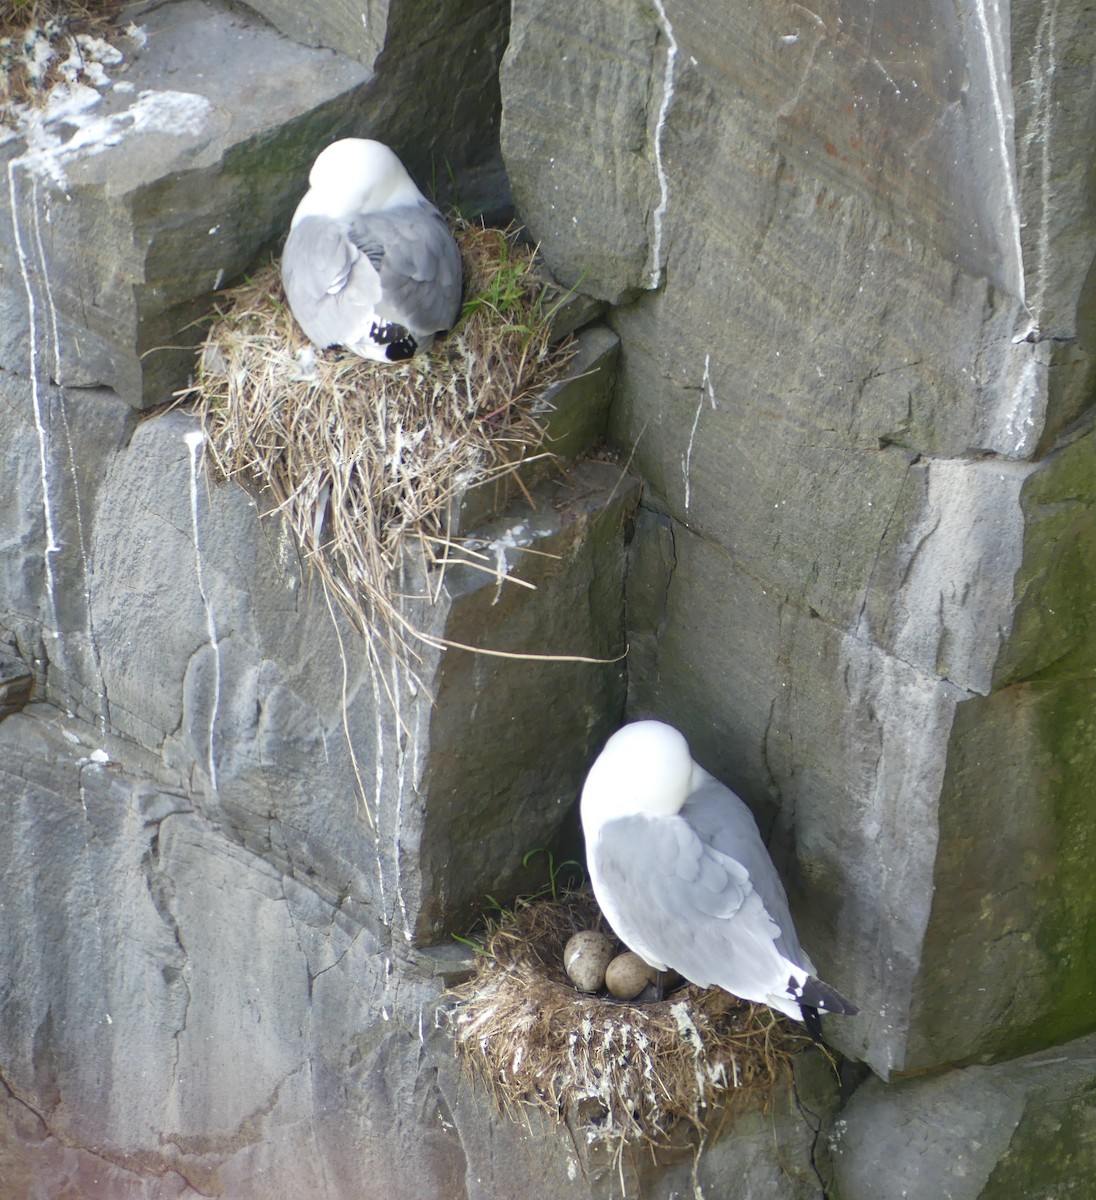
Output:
[605,951,656,1000]
[564,930,614,993]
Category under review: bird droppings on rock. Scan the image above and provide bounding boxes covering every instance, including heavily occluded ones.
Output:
[1,1,129,121]
[448,893,808,1154]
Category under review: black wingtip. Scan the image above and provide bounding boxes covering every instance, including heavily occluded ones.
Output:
[369,320,418,361]
[789,974,859,1017]
[384,336,418,361]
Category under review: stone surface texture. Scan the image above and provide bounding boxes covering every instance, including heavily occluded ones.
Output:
[830,1032,1096,1200]
[1,0,371,408]
[2,0,1095,1196]
[501,0,1096,1082]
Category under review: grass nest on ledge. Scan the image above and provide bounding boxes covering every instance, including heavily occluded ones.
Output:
[448,892,809,1156]
[186,221,576,683]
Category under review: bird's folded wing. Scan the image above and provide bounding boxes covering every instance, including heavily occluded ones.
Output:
[350,206,462,334]
[282,218,383,348]
[594,813,784,988]
[683,775,814,971]
[283,219,370,301]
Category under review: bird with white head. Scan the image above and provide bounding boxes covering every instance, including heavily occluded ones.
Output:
[280,138,462,362]
[580,720,857,1037]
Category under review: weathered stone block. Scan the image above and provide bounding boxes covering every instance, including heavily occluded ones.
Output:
[234,0,512,216]
[1,0,370,406]
[536,323,619,459]
[0,376,136,725]
[859,455,1034,696]
[0,707,443,1197]
[0,642,826,1200]
[626,414,1096,1078]
[237,0,388,67]
[830,1033,1096,1200]
[1012,0,1096,340]
[907,414,1096,1067]
[504,0,1096,1085]
[624,513,955,1077]
[453,322,619,532]
[500,0,659,303]
[500,0,1092,457]
[414,457,637,937]
[74,392,634,942]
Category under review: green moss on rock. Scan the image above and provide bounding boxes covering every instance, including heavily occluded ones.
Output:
[909,416,1096,1067]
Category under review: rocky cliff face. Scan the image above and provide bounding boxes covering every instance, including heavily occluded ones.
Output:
[2,0,1095,1197]
[503,0,1096,1080]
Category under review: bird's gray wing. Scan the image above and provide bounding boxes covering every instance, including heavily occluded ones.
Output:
[348,204,463,335]
[280,216,382,349]
[682,773,813,971]
[591,812,787,993]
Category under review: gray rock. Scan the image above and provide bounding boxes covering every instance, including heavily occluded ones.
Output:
[500,0,660,304]
[0,706,448,1197]
[455,322,619,532]
[71,401,635,942]
[236,0,388,68]
[0,654,33,719]
[830,1033,1096,1200]
[234,0,512,216]
[503,0,1096,1079]
[0,378,136,726]
[623,510,956,1076]
[906,413,1096,1068]
[1,0,371,407]
[535,323,619,460]
[1012,0,1096,342]
[623,417,1096,1078]
[4,0,1096,1190]
[411,460,636,936]
[0,708,834,1199]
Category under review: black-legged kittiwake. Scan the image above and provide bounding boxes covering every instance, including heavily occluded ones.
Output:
[280,138,462,362]
[581,720,858,1036]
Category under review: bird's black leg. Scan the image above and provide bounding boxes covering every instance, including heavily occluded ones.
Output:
[802,1005,824,1046]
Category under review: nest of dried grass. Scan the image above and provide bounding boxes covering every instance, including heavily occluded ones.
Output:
[448,894,807,1153]
[187,221,576,683]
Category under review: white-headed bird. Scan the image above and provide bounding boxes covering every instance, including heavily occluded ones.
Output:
[281,138,462,362]
[581,720,857,1037]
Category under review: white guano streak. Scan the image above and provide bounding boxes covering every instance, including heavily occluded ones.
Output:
[972,0,1025,303]
[185,431,221,792]
[8,162,62,589]
[389,647,414,943]
[682,354,718,511]
[31,181,110,733]
[648,0,678,289]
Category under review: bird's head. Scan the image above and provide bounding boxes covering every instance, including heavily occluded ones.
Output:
[293,138,425,224]
[580,720,699,832]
